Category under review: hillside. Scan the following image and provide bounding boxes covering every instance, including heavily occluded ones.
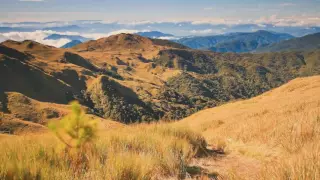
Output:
[176,30,294,53]
[256,32,320,53]
[181,75,320,179]
[1,33,320,128]
[0,92,122,135]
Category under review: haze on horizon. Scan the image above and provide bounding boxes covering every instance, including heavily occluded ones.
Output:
[1,0,320,26]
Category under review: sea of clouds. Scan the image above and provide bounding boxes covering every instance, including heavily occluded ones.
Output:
[0,30,71,47]
[0,29,151,47]
[1,17,320,47]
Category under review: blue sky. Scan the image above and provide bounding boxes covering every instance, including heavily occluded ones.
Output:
[1,0,319,25]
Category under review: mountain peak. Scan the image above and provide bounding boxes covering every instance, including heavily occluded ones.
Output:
[73,33,159,51]
[106,33,152,44]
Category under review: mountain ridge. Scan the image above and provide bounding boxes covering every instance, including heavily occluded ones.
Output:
[176,30,294,53]
[44,34,91,42]
[136,31,174,38]
[255,32,320,53]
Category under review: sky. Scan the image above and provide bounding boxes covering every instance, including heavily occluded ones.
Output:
[0,0,320,25]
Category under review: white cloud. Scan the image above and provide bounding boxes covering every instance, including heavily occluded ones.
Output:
[190,29,213,34]
[189,28,226,35]
[255,15,320,26]
[158,36,180,40]
[0,34,8,42]
[0,30,70,47]
[257,24,267,28]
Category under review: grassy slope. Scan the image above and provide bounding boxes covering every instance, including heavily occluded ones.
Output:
[0,76,319,179]
[181,75,320,179]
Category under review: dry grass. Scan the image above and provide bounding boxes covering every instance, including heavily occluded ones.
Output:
[181,76,320,179]
[1,75,320,179]
[0,123,205,180]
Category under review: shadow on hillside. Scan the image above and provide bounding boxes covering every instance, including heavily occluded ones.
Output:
[0,92,10,113]
[0,56,76,104]
[0,45,32,61]
[62,52,99,72]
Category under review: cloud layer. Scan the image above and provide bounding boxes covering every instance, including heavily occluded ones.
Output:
[0,29,152,47]
[0,30,71,47]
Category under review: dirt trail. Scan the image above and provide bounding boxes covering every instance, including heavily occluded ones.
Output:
[187,145,261,180]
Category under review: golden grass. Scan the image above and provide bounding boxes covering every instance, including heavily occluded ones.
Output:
[181,76,320,179]
[1,76,320,179]
[0,123,205,180]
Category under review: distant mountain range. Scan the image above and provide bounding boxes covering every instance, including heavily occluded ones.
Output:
[1,21,320,37]
[255,32,320,53]
[44,34,91,42]
[176,30,294,53]
[136,31,174,38]
[60,40,82,48]
[42,25,83,32]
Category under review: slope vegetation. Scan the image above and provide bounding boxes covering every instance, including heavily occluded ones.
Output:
[256,32,320,52]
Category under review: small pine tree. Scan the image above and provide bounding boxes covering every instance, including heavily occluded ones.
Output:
[48,101,98,174]
[48,101,97,149]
